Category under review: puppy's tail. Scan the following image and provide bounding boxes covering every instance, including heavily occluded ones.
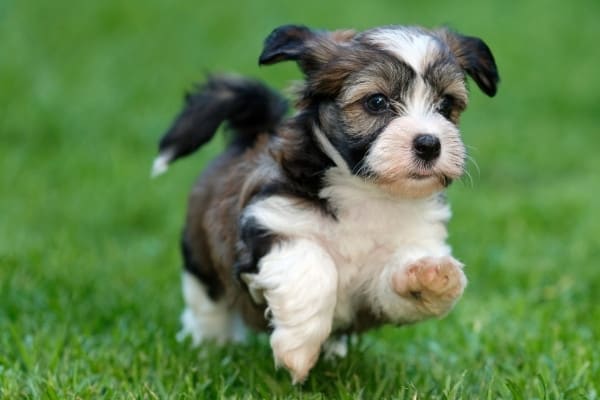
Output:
[151,75,288,177]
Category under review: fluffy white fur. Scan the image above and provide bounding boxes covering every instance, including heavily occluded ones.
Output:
[250,238,338,383]
[245,166,455,322]
[368,28,438,75]
[238,165,466,380]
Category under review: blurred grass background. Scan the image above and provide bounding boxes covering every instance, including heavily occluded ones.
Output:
[1,0,599,398]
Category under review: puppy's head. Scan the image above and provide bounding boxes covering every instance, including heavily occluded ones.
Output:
[260,25,499,198]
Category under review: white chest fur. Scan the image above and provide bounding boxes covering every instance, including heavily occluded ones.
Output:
[244,167,454,327]
[319,168,451,262]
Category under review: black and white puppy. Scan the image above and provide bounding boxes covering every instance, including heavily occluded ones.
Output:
[153,24,499,383]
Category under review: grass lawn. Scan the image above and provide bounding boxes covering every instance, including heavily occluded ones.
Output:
[1,0,599,398]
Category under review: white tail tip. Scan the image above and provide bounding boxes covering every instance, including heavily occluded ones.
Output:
[151,151,173,178]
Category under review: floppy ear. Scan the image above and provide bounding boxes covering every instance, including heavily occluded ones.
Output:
[259,25,315,66]
[437,29,500,97]
[259,25,356,75]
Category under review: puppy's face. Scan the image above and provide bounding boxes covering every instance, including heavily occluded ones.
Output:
[260,25,499,197]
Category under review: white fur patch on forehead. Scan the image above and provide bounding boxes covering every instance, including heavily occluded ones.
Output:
[367,28,440,75]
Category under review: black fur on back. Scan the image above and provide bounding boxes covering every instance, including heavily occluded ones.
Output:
[157,75,288,166]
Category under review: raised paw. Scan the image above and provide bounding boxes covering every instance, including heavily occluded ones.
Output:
[392,256,467,316]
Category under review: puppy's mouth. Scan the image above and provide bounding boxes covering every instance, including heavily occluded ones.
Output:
[408,171,453,187]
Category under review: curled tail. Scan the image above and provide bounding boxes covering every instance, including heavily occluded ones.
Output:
[152,75,288,177]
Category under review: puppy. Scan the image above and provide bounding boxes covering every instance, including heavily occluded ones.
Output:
[153,24,499,383]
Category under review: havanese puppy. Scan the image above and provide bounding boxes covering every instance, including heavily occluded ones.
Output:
[152,24,499,383]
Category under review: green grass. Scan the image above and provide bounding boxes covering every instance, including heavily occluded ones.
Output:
[1,0,599,398]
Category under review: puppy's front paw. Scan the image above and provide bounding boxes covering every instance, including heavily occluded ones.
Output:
[392,256,466,316]
[271,328,321,384]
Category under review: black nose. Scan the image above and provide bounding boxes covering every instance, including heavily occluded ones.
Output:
[413,134,441,162]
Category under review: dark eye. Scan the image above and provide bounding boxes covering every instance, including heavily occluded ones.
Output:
[438,95,455,119]
[364,93,389,114]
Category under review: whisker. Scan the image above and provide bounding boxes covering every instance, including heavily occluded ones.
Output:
[465,143,479,151]
[461,169,474,188]
[466,154,481,178]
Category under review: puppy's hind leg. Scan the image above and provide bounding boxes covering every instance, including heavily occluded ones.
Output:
[177,271,246,345]
[252,239,338,384]
[323,335,349,360]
